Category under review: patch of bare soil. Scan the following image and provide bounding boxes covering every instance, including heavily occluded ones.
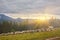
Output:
[46,37,60,40]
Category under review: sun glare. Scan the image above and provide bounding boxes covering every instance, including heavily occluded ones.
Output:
[39,16,46,21]
[38,14,53,21]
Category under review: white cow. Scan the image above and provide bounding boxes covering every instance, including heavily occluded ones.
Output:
[47,26,54,31]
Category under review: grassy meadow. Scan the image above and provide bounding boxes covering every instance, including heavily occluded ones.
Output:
[0,28,60,40]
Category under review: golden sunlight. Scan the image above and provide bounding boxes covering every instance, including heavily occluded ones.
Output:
[39,14,52,21]
[39,16,46,21]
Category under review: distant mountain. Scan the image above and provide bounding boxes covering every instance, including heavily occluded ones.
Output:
[0,14,24,22]
[15,18,24,22]
[0,14,14,21]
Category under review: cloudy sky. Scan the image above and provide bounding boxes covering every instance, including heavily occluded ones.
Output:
[0,0,60,18]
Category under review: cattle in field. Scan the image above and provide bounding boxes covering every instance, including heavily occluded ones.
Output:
[47,26,54,31]
[15,31,24,34]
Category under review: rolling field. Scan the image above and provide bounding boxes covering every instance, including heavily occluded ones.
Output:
[0,29,60,40]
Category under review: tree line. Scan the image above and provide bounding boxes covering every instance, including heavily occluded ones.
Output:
[0,19,59,34]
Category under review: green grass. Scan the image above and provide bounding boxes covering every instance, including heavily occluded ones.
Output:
[0,29,60,40]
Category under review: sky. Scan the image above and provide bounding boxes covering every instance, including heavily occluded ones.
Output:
[0,0,60,19]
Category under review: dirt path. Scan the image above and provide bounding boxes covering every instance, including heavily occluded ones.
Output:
[46,37,60,40]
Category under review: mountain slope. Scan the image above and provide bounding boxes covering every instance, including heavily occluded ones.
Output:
[0,14,14,21]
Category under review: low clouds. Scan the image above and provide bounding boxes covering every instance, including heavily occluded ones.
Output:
[0,0,60,15]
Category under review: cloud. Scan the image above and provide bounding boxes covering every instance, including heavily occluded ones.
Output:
[0,0,60,15]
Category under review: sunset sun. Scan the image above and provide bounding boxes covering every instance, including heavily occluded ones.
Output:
[38,14,52,21]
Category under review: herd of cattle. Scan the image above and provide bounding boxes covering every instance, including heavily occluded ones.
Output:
[0,27,55,35]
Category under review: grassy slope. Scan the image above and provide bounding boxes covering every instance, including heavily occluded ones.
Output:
[0,29,60,40]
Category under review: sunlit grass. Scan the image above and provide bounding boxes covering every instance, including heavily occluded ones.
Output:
[0,28,60,40]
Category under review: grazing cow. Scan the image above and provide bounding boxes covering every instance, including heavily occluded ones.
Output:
[15,31,24,34]
[47,26,54,31]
